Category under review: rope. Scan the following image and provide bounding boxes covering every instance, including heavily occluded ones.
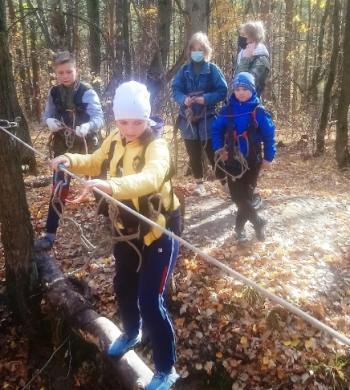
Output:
[2,124,350,348]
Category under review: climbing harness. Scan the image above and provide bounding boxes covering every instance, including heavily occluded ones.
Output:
[2,123,350,348]
[214,107,262,182]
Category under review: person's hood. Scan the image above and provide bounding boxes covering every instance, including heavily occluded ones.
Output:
[237,43,269,64]
[149,116,164,139]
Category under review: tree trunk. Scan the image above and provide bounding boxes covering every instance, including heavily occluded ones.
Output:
[0,1,36,171]
[66,0,74,52]
[0,0,39,332]
[260,0,272,102]
[73,0,79,61]
[146,0,172,106]
[185,0,210,38]
[51,0,67,50]
[281,0,294,111]
[19,0,33,116]
[87,0,101,77]
[123,0,131,78]
[316,0,340,155]
[306,0,331,105]
[335,0,350,168]
[28,0,55,51]
[35,251,153,389]
[30,20,41,123]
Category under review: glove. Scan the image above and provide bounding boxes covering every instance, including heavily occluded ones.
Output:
[46,118,63,132]
[75,123,91,137]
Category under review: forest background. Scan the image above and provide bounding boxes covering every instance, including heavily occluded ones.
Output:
[2,1,350,390]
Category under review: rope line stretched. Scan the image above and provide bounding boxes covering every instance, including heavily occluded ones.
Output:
[1,124,350,348]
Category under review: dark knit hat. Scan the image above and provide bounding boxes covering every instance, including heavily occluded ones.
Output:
[233,72,255,94]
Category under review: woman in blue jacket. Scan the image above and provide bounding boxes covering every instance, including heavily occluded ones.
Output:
[172,32,228,196]
[212,72,276,243]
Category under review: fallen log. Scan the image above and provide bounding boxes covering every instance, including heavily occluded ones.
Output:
[24,176,51,188]
[35,251,153,390]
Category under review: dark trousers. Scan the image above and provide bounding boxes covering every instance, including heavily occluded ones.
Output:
[226,163,262,229]
[184,138,226,181]
[113,211,181,373]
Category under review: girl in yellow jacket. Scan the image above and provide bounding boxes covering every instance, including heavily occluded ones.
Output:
[51,81,181,390]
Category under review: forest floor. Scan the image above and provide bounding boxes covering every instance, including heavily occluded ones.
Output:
[2,124,350,390]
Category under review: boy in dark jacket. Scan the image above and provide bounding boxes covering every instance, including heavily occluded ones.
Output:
[212,72,276,242]
[34,51,104,251]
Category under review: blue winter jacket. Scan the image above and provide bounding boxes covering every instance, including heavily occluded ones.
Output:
[212,92,276,164]
[172,62,228,119]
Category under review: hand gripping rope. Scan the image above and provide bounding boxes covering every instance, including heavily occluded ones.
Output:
[1,122,350,348]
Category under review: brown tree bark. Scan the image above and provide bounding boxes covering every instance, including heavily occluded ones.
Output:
[30,20,41,123]
[281,0,294,111]
[306,0,331,105]
[260,0,272,101]
[335,0,350,168]
[185,0,210,38]
[0,0,39,330]
[35,251,153,389]
[87,0,101,77]
[316,0,340,155]
[146,0,172,106]
[73,0,79,61]
[0,1,36,171]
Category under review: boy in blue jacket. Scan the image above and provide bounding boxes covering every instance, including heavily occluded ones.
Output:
[212,72,276,242]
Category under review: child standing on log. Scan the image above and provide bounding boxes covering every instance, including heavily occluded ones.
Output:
[51,81,181,390]
[212,72,276,243]
[34,51,104,251]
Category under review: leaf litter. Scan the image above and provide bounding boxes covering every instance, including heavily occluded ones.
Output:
[1,127,350,389]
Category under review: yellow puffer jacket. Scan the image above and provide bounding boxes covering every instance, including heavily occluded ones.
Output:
[65,130,180,246]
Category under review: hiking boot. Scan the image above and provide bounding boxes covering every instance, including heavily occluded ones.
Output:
[107,331,142,358]
[192,184,206,196]
[252,193,262,209]
[254,216,268,242]
[235,227,248,243]
[34,235,54,251]
[145,367,180,390]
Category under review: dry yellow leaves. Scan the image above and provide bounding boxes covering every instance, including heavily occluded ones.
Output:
[175,317,185,327]
[240,337,248,344]
[216,352,223,358]
[262,356,269,365]
[305,339,313,349]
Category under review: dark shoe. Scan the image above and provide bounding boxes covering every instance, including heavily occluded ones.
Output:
[107,331,142,357]
[235,227,248,243]
[254,216,268,242]
[252,193,262,209]
[34,236,54,251]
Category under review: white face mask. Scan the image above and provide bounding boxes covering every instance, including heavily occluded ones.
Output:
[191,51,204,62]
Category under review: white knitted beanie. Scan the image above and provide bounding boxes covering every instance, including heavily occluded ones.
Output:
[113,81,155,125]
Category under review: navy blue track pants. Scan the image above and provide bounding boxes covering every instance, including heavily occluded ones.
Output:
[113,211,181,373]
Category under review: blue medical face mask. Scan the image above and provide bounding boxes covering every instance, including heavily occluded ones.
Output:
[191,51,204,62]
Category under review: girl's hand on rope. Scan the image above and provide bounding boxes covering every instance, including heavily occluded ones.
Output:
[193,96,205,105]
[243,43,256,58]
[85,179,113,195]
[51,156,71,172]
[261,159,271,170]
[184,97,193,107]
[219,150,228,161]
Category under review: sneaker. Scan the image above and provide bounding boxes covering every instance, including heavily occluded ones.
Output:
[252,193,262,209]
[192,184,206,196]
[107,331,142,357]
[34,235,54,251]
[146,367,180,390]
[235,227,248,243]
[254,216,268,242]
